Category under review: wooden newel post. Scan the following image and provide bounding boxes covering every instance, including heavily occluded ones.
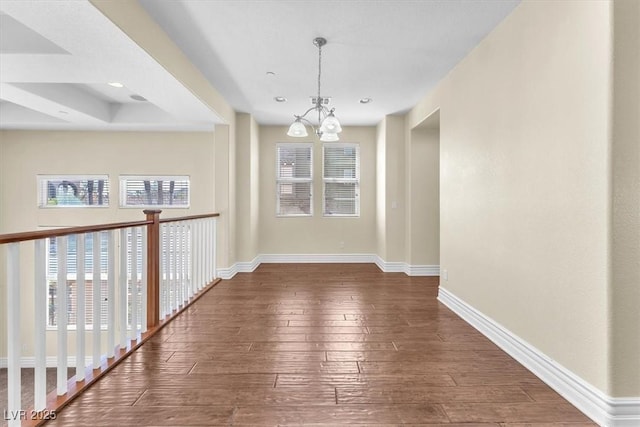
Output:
[144,210,162,328]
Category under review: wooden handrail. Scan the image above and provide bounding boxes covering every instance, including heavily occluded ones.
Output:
[159,212,220,223]
[1,210,221,426]
[0,220,153,244]
[0,212,221,244]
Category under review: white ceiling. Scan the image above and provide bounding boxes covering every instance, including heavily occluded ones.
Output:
[0,1,222,131]
[0,0,521,131]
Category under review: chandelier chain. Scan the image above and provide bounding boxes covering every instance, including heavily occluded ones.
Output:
[317,41,322,123]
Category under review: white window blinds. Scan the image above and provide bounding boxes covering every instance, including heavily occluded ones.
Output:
[276,143,313,216]
[323,143,360,216]
[38,175,110,207]
[120,176,190,208]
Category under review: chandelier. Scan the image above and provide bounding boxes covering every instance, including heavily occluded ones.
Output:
[287,37,342,141]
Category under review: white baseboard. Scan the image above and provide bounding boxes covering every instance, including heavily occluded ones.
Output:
[375,256,440,276]
[438,287,640,427]
[216,263,238,279]
[236,256,261,273]
[217,254,440,279]
[374,256,405,273]
[405,264,440,276]
[260,253,377,264]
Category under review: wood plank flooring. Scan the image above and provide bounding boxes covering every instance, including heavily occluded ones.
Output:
[46,263,595,426]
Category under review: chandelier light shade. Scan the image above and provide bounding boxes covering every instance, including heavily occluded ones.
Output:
[287,118,308,137]
[319,110,342,134]
[287,37,342,141]
[319,131,339,142]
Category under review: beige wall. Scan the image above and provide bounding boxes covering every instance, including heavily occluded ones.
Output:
[0,130,216,230]
[0,130,217,358]
[258,126,377,255]
[407,124,440,266]
[611,0,640,397]
[409,0,614,394]
[375,120,387,258]
[214,124,236,268]
[380,116,406,262]
[236,113,260,261]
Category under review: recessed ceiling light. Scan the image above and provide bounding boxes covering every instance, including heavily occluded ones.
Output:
[274,96,287,103]
[359,98,373,104]
[108,82,124,88]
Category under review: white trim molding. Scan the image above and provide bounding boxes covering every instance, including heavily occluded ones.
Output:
[217,254,440,279]
[260,253,376,264]
[438,287,640,427]
[375,256,440,276]
[374,256,405,273]
[405,264,440,276]
[216,263,238,280]
[236,256,261,273]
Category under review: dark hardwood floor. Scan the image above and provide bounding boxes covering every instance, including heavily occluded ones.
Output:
[45,263,595,426]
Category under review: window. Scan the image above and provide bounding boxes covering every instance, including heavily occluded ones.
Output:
[120,176,190,208]
[38,175,109,207]
[323,143,360,216]
[276,143,313,216]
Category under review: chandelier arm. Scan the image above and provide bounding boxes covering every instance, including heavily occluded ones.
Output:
[298,104,329,120]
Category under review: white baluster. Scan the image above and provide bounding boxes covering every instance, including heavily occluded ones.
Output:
[181,222,187,304]
[92,232,101,368]
[107,231,116,358]
[175,222,182,308]
[75,235,86,381]
[184,222,190,300]
[194,220,202,291]
[131,228,138,341]
[188,223,193,297]
[119,228,128,349]
[141,226,148,332]
[208,219,214,283]
[204,219,209,284]
[34,239,47,410]
[57,236,68,395]
[166,223,172,314]
[160,224,167,318]
[6,243,21,427]
[205,219,211,283]
[212,218,217,281]
[187,223,192,299]
[171,223,178,312]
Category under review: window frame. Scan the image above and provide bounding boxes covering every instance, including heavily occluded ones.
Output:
[276,142,314,217]
[322,142,360,217]
[119,175,191,209]
[37,175,110,208]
